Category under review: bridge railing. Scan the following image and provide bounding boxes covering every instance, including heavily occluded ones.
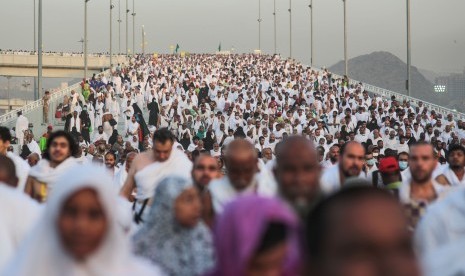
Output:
[0,70,111,130]
[329,72,465,121]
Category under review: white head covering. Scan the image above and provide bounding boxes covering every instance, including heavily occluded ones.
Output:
[2,165,162,276]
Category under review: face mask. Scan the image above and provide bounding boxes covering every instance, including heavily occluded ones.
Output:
[399,161,408,170]
[366,159,375,166]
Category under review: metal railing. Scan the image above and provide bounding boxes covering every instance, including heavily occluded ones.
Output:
[329,72,465,121]
[0,70,111,127]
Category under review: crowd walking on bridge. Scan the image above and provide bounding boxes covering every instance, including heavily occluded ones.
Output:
[1,53,465,275]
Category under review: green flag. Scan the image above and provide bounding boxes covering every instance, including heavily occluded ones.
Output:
[175,44,180,54]
[218,42,221,52]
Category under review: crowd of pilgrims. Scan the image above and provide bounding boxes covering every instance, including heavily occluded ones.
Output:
[2,53,465,275]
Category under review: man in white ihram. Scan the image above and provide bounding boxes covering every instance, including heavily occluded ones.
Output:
[120,128,192,223]
[15,111,29,149]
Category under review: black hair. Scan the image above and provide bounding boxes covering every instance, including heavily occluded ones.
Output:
[448,144,465,156]
[0,126,12,142]
[306,186,395,259]
[43,130,79,160]
[152,128,175,144]
[105,151,117,159]
[255,222,288,255]
[0,155,18,187]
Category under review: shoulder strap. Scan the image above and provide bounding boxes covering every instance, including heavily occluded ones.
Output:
[133,198,150,224]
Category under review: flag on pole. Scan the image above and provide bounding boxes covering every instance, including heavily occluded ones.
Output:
[175,44,180,54]
[218,42,221,52]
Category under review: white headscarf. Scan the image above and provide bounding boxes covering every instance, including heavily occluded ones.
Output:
[2,165,163,276]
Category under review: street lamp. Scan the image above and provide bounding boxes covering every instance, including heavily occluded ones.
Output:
[406,0,411,96]
[6,76,12,111]
[258,0,262,51]
[84,0,90,79]
[141,25,146,55]
[118,0,122,54]
[78,38,84,53]
[37,0,42,101]
[33,0,37,100]
[343,0,348,77]
[126,0,129,56]
[132,0,136,55]
[110,0,114,68]
[273,0,277,54]
[309,0,314,67]
[288,0,292,58]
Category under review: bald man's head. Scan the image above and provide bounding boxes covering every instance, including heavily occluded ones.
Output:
[27,153,40,167]
[125,152,137,172]
[0,155,18,187]
[224,139,258,190]
[274,136,321,217]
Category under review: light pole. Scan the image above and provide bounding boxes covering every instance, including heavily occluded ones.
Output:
[37,0,42,101]
[110,0,114,68]
[406,0,411,96]
[343,0,348,77]
[273,0,277,54]
[141,25,146,55]
[132,0,136,55]
[309,0,313,67]
[84,0,89,80]
[118,0,122,54]
[258,0,262,51]
[288,0,292,58]
[33,0,37,100]
[126,0,129,56]
[6,76,12,111]
[78,38,84,53]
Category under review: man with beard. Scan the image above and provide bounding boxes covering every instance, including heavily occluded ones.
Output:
[274,136,321,221]
[203,139,275,227]
[192,154,221,193]
[120,128,192,223]
[104,151,118,176]
[435,144,465,187]
[321,145,339,169]
[320,141,365,194]
[399,142,449,229]
[415,149,465,263]
[25,131,78,202]
[261,147,273,165]
[92,126,109,144]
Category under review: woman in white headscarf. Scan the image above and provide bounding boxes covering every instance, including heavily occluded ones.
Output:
[133,176,215,276]
[2,165,163,276]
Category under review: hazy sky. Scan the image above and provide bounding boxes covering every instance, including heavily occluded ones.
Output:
[1,0,464,73]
